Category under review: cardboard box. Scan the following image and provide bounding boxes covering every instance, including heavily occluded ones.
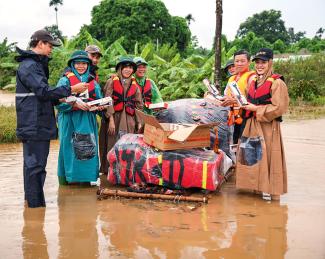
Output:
[136,110,218,150]
[148,102,168,110]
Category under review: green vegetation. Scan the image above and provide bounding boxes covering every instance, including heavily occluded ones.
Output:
[1,30,324,103]
[0,106,17,143]
[274,54,325,101]
[86,0,191,53]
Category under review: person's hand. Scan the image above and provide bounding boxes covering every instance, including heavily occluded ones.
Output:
[89,105,107,112]
[108,119,115,135]
[241,103,258,111]
[220,95,236,107]
[97,105,107,111]
[137,123,143,133]
[71,82,89,94]
[73,100,89,111]
[205,93,222,106]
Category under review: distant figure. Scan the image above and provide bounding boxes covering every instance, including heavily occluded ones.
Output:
[56,50,105,185]
[223,59,236,78]
[133,57,163,114]
[85,44,103,82]
[15,29,88,207]
[239,47,289,201]
[99,57,143,174]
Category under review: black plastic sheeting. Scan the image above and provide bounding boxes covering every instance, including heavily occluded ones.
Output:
[72,132,96,160]
[155,99,232,158]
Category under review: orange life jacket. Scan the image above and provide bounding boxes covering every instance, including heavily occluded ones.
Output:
[245,74,284,122]
[135,78,152,108]
[226,71,255,125]
[112,76,138,116]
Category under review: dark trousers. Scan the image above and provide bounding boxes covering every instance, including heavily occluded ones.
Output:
[233,118,247,144]
[23,140,50,208]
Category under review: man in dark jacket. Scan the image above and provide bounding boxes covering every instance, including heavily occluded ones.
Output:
[16,29,88,208]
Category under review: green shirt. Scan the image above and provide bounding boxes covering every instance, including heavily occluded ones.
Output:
[135,76,163,115]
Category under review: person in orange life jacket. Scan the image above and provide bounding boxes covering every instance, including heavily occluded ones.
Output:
[240,48,289,201]
[15,30,88,208]
[133,57,163,115]
[85,45,103,83]
[221,49,256,144]
[99,57,143,174]
[55,50,105,185]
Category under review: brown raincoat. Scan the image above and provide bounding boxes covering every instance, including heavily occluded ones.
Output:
[99,75,143,174]
[236,78,289,195]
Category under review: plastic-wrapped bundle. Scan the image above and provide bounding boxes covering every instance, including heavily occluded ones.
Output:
[155,98,232,157]
[107,134,225,191]
[238,136,263,166]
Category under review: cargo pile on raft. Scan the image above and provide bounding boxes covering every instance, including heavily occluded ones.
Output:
[98,98,234,203]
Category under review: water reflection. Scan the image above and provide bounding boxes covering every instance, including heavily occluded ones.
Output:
[22,207,49,259]
[95,182,288,258]
[1,119,322,258]
[57,186,99,259]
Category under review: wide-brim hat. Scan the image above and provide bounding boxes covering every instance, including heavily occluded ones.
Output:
[68,50,92,67]
[85,45,103,57]
[115,56,137,73]
[30,29,61,47]
[252,48,273,61]
[223,59,234,72]
[133,57,148,66]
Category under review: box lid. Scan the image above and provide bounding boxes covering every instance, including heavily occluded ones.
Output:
[136,109,219,142]
[136,109,164,129]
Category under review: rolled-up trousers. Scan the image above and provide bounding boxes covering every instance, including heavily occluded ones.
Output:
[22,140,50,208]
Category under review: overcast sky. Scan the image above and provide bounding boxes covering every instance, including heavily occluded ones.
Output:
[0,0,324,49]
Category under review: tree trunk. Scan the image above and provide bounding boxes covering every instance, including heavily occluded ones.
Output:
[214,0,223,89]
[55,9,59,28]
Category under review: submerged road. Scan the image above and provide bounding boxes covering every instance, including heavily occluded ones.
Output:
[0,91,324,258]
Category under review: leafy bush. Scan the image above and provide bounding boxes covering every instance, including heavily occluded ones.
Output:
[0,106,18,143]
[274,54,325,101]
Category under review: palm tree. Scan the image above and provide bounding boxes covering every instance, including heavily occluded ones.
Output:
[214,0,222,88]
[315,27,324,39]
[185,14,195,26]
[49,0,63,29]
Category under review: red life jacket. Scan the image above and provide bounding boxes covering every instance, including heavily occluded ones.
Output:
[245,74,284,121]
[112,76,138,116]
[65,72,97,101]
[135,78,152,108]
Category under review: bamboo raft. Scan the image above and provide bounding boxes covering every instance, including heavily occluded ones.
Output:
[97,188,208,203]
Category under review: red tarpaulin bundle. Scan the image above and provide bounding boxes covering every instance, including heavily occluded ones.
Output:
[107,134,225,191]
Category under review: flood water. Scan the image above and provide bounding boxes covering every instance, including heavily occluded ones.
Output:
[0,107,324,257]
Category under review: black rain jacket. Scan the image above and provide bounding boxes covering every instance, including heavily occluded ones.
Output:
[15,47,71,140]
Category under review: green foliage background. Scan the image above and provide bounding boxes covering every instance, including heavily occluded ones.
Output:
[86,0,191,53]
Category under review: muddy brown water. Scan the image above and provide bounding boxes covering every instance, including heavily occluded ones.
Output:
[0,91,324,258]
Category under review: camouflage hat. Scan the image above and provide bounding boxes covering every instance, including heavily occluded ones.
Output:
[133,57,148,66]
[85,45,103,57]
[223,59,234,72]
